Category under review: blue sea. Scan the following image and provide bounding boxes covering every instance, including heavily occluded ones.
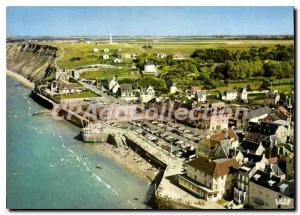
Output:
[6,76,150,209]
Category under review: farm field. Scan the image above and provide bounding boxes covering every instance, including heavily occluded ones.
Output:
[40,39,293,69]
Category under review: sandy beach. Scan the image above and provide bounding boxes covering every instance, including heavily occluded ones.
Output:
[85,143,159,183]
[6,69,34,89]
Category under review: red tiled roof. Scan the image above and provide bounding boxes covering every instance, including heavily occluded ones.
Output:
[186,157,240,177]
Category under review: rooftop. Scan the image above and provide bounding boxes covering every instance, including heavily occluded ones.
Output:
[186,157,240,178]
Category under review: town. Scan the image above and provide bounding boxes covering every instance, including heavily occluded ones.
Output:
[7,34,294,209]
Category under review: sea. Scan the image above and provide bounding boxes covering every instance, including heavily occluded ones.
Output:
[6,76,151,209]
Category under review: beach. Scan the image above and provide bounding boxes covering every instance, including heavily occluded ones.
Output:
[87,143,159,182]
[6,69,34,89]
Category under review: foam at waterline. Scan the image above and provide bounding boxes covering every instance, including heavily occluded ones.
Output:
[58,136,119,196]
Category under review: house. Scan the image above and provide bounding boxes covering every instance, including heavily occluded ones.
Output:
[103,54,109,60]
[248,170,294,209]
[122,53,131,59]
[92,48,99,53]
[140,85,156,103]
[245,122,288,143]
[108,77,120,95]
[238,140,265,156]
[132,53,138,60]
[120,84,133,97]
[55,68,69,81]
[113,58,122,63]
[198,128,239,159]
[197,111,229,131]
[143,60,159,75]
[239,88,247,101]
[275,106,292,120]
[179,157,240,201]
[169,83,178,94]
[233,163,257,206]
[103,48,109,53]
[264,92,281,106]
[246,106,272,123]
[221,89,238,101]
[157,53,167,58]
[195,90,207,102]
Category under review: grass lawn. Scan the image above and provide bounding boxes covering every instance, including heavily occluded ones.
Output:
[79,69,140,80]
[271,84,294,93]
[54,91,98,99]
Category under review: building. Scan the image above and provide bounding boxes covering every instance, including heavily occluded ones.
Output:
[195,91,207,102]
[245,122,288,143]
[198,128,239,159]
[103,54,109,60]
[143,60,159,75]
[248,170,294,209]
[140,85,156,103]
[120,84,133,97]
[113,58,122,63]
[179,157,240,201]
[157,53,167,58]
[103,48,109,53]
[246,106,272,123]
[55,68,69,81]
[233,163,257,206]
[122,53,131,59]
[169,83,178,94]
[239,88,247,101]
[92,48,99,53]
[221,90,238,101]
[238,139,265,156]
[108,77,120,95]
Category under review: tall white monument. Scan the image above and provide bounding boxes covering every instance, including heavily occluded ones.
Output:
[109,33,112,44]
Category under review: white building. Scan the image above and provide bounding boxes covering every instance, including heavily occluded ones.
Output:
[157,53,167,58]
[179,157,240,201]
[113,58,122,63]
[221,89,238,101]
[92,48,99,53]
[170,83,178,94]
[109,77,118,91]
[143,60,159,75]
[103,54,109,60]
[240,88,247,101]
[140,85,156,103]
[122,53,131,59]
[195,90,207,102]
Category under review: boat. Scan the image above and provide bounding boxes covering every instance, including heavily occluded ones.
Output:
[96,163,102,169]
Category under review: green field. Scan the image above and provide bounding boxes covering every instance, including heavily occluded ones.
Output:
[79,69,140,80]
[41,39,293,69]
[54,91,98,99]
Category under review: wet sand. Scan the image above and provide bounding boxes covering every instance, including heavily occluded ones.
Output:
[89,143,159,183]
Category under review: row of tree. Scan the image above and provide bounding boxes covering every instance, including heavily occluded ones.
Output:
[191,45,294,62]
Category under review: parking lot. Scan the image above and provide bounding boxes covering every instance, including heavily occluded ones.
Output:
[110,119,208,160]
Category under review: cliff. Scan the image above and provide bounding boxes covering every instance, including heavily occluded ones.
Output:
[6,43,58,82]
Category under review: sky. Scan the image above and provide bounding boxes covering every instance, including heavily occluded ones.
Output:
[6,7,294,36]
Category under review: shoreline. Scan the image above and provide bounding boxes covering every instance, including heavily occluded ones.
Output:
[6,69,34,89]
[7,69,158,183]
[85,143,159,183]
